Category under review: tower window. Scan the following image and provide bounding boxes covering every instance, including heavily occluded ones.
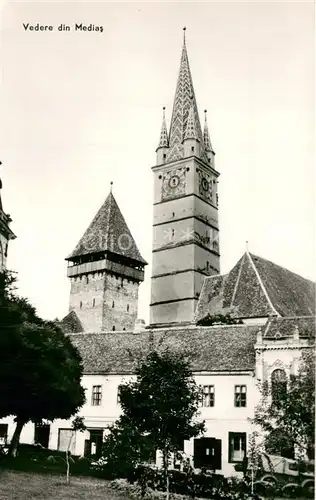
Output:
[93,298,95,307]
[112,301,115,308]
[86,276,89,284]
[112,326,115,331]
[172,229,175,237]
[80,301,82,309]
[127,304,130,312]
[172,212,175,217]
[191,146,194,152]
[206,261,209,271]
[163,154,166,159]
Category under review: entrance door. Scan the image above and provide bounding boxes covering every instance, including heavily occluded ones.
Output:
[34,424,50,448]
[194,437,222,471]
[85,429,103,458]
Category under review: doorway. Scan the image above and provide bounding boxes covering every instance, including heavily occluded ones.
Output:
[84,428,103,458]
[34,423,50,448]
[193,437,222,471]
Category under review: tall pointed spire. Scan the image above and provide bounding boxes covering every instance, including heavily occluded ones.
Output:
[167,28,206,162]
[157,107,169,149]
[203,109,214,152]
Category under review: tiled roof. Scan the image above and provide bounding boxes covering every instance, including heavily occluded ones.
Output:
[69,325,258,375]
[61,310,84,333]
[66,192,147,264]
[263,316,315,339]
[196,252,315,322]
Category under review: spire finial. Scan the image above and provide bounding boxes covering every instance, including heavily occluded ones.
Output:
[204,109,207,122]
[246,240,249,252]
[183,27,186,45]
[163,106,166,118]
[110,181,113,192]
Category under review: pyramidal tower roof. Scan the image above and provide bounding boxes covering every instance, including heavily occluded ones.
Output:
[66,190,147,264]
[157,107,169,149]
[167,28,207,162]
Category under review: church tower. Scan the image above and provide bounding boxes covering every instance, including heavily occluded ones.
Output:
[65,188,147,333]
[150,29,220,326]
[0,175,16,272]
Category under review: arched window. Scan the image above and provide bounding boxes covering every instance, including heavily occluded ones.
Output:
[271,369,287,404]
[127,304,129,312]
[112,326,115,331]
[80,301,82,309]
[112,301,115,308]
[92,298,95,307]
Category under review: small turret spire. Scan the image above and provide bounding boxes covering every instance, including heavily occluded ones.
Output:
[203,109,214,153]
[110,181,113,193]
[183,26,186,46]
[157,106,169,149]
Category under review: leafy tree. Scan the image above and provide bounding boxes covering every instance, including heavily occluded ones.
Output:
[196,313,243,326]
[101,416,156,478]
[0,270,86,457]
[252,349,315,462]
[117,349,205,500]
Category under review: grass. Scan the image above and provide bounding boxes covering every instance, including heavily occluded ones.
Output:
[0,469,131,499]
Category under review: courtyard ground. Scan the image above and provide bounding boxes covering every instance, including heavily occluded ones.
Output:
[0,469,130,500]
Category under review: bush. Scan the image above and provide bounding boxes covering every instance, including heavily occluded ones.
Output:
[126,465,253,499]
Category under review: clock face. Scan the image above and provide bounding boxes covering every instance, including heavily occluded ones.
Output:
[162,168,186,200]
[168,175,180,189]
[198,171,214,202]
[201,177,209,192]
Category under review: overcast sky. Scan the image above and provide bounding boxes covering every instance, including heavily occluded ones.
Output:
[0,1,314,324]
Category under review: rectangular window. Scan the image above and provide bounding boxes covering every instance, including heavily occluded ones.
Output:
[234,385,247,407]
[58,429,76,454]
[228,432,246,463]
[201,385,215,407]
[92,385,102,406]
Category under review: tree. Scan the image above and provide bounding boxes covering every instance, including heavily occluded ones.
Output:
[101,416,156,478]
[117,349,205,500]
[0,270,86,456]
[252,349,315,462]
[196,313,243,326]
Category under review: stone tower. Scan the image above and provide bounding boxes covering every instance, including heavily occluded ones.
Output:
[0,176,16,272]
[150,30,220,326]
[65,189,147,333]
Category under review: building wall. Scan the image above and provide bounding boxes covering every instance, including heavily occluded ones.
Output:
[0,233,8,272]
[150,155,219,325]
[102,275,139,332]
[1,340,310,476]
[0,371,258,478]
[69,272,139,333]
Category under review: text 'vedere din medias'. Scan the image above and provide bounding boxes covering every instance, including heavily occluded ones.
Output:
[22,23,104,32]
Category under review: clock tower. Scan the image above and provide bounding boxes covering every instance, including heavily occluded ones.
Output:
[150,30,220,326]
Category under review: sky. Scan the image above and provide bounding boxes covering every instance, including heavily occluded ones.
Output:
[0,1,314,324]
